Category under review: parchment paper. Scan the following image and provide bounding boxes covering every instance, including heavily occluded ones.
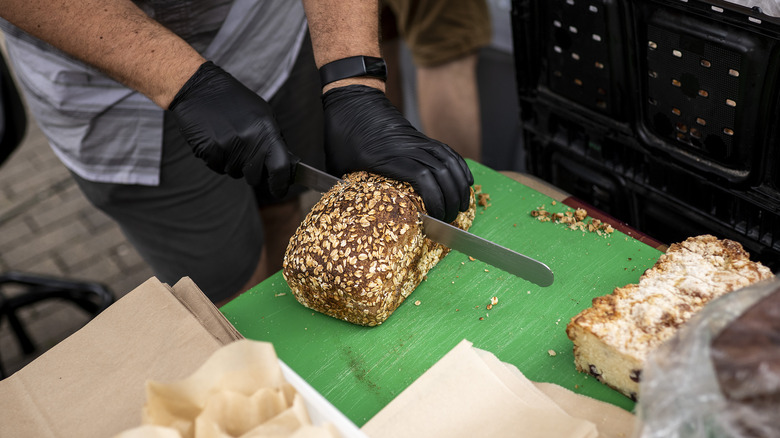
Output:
[362,340,635,438]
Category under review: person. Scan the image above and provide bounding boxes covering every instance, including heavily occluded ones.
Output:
[0,0,473,305]
[380,0,492,162]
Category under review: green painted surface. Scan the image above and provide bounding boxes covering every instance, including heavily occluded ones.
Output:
[221,161,663,426]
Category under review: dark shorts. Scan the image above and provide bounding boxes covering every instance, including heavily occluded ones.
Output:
[381,0,492,67]
[71,34,324,303]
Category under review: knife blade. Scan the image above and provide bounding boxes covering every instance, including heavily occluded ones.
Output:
[294,162,554,287]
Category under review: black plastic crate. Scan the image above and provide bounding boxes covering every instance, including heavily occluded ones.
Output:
[512,0,780,269]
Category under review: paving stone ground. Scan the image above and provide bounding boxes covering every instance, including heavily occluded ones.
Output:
[0,115,156,376]
[0,110,321,378]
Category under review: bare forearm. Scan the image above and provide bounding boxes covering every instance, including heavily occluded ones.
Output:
[0,0,204,108]
[302,0,385,93]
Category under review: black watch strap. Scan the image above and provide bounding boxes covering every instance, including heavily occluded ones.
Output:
[319,55,388,87]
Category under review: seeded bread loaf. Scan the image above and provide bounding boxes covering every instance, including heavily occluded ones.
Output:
[566,235,774,400]
[283,171,476,326]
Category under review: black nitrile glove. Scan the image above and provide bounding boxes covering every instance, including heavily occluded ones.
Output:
[322,85,474,223]
[168,61,298,198]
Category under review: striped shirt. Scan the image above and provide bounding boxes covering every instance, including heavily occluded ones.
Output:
[0,1,307,185]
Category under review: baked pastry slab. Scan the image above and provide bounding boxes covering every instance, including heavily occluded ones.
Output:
[283,172,476,326]
[566,235,774,400]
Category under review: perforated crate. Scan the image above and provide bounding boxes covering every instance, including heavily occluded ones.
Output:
[512,0,780,268]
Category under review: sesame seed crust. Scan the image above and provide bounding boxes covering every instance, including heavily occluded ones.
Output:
[283,172,476,326]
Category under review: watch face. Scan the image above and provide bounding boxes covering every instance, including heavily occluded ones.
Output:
[364,57,388,79]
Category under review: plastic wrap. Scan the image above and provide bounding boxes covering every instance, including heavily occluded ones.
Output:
[635,277,780,438]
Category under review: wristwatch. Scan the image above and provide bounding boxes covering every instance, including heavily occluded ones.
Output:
[319,55,388,88]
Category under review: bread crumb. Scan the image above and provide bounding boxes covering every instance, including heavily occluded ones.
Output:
[548,349,557,357]
[468,256,476,261]
[490,296,499,306]
[414,300,421,306]
[474,185,491,209]
[530,204,614,236]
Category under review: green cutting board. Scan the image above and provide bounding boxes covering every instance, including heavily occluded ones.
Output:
[221,161,663,426]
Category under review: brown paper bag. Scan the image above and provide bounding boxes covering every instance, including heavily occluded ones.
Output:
[0,277,241,438]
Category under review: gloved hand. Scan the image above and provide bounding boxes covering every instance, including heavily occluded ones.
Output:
[168,61,298,198]
[322,85,474,223]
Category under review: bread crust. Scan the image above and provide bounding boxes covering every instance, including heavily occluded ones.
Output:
[566,235,774,400]
[283,172,476,326]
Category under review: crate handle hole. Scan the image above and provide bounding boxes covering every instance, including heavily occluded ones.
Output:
[649,70,658,78]
[574,78,583,86]
[553,20,562,28]
[701,59,711,68]
[729,69,740,77]
[672,79,682,87]
[672,107,681,116]
[589,5,598,13]
[592,34,602,42]
[723,128,734,136]
[648,41,658,50]
[673,50,683,58]
[749,16,762,24]
[572,52,581,60]
[698,89,709,98]
[726,99,737,107]
[696,117,707,126]
[676,123,688,133]
[595,61,605,69]
[712,6,724,13]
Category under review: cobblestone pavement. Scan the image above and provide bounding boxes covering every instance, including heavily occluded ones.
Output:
[0,112,322,378]
[0,116,155,376]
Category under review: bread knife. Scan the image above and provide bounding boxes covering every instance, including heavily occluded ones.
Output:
[294,162,554,287]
